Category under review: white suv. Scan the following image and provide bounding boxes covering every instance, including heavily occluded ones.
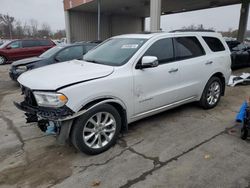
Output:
[15,32,231,154]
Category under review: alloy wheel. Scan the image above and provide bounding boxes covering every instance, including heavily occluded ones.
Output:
[83,112,116,149]
[0,56,5,65]
[206,81,221,106]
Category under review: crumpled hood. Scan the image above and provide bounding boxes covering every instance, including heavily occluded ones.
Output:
[18,60,114,90]
[12,57,44,67]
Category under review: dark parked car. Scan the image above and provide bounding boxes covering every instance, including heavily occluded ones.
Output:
[0,39,55,65]
[9,42,97,81]
[226,41,250,69]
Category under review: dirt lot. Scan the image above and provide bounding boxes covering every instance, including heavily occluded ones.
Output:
[0,64,250,188]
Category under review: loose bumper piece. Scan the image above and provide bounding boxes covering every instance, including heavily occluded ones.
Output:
[14,101,74,121]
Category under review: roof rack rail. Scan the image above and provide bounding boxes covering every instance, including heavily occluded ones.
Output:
[170,29,215,33]
[138,31,164,34]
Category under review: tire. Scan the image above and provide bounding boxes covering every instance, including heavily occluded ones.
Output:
[241,127,248,140]
[71,104,121,155]
[200,77,222,109]
[0,55,6,65]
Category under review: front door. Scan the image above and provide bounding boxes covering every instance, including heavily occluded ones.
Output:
[4,41,24,61]
[133,38,182,115]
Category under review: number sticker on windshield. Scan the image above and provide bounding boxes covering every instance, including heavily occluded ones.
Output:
[121,44,139,49]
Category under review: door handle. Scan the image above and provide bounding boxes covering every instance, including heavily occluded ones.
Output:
[205,61,213,65]
[168,68,178,73]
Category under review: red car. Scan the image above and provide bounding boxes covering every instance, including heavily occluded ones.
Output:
[0,39,55,65]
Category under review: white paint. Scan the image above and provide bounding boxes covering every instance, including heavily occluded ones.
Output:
[18,32,231,124]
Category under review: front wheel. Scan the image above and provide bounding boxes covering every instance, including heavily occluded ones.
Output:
[71,104,121,155]
[0,55,6,65]
[200,77,222,109]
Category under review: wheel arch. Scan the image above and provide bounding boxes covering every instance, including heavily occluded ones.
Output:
[210,72,226,96]
[71,97,128,133]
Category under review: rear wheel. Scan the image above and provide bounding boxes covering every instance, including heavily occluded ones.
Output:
[71,104,121,155]
[0,55,6,65]
[200,77,222,109]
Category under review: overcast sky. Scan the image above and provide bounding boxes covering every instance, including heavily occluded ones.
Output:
[0,0,249,32]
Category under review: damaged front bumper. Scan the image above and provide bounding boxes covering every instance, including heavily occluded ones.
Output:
[14,100,76,144]
[14,101,74,122]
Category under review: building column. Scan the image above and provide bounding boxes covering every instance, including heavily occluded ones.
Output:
[142,17,145,31]
[237,1,249,42]
[64,10,72,43]
[150,0,161,32]
[97,0,101,40]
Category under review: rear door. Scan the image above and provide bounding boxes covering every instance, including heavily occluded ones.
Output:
[22,40,42,58]
[40,40,55,52]
[173,36,208,99]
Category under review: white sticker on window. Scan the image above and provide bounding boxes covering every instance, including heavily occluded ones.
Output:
[121,44,139,49]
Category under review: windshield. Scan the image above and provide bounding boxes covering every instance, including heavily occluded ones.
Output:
[0,40,11,48]
[39,46,63,58]
[83,38,147,66]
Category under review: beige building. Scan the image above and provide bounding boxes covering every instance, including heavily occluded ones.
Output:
[63,0,249,43]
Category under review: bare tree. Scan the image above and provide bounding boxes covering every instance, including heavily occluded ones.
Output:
[53,29,66,39]
[38,22,51,37]
[23,21,32,37]
[30,19,38,37]
[0,14,15,39]
[14,20,24,38]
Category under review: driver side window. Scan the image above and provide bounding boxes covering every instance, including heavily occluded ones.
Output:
[144,38,174,64]
[56,46,83,62]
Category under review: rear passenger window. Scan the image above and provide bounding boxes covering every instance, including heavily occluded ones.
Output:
[40,40,51,46]
[22,40,40,48]
[174,37,205,60]
[144,38,174,64]
[203,37,225,52]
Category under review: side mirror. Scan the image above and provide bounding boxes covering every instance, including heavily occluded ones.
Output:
[140,56,159,69]
[6,46,12,49]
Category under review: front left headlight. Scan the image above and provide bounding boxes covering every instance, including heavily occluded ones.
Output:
[16,66,28,72]
[33,91,68,108]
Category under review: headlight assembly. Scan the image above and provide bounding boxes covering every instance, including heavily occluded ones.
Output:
[16,66,27,72]
[33,91,68,108]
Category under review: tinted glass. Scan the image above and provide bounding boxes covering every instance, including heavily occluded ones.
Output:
[39,46,63,58]
[22,40,40,48]
[144,38,174,64]
[8,41,22,49]
[83,38,147,66]
[174,37,205,60]
[203,37,225,52]
[85,45,96,52]
[40,40,51,46]
[56,46,83,62]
